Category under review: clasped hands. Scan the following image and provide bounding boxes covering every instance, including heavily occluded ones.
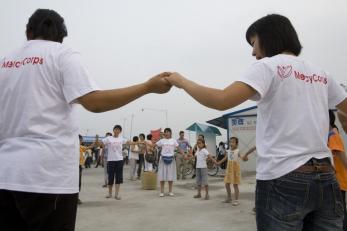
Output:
[146,72,186,94]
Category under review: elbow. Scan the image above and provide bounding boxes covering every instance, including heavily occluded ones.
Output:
[83,104,105,113]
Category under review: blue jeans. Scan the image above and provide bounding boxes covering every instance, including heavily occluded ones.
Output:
[256,171,344,231]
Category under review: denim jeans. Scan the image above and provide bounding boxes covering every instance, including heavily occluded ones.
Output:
[256,171,344,231]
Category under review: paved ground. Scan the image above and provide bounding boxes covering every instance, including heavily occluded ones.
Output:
[76,164,257,231]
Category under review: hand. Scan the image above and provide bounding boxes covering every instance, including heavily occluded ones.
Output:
[145,72,172,94]
[241,155,248,161]
[165,72,187,89]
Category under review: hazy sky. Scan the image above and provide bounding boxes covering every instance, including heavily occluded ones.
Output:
[1,0,346,140]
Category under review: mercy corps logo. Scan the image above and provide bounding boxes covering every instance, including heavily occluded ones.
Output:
[277,65,327,85]
[1,57,44,69]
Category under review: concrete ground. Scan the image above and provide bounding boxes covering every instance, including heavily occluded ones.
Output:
[76,164,257,231]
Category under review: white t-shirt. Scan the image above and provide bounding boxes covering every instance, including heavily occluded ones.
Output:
[129,145,139,160]
[226,149,240,162]
[196,148,209,168]
[102,136,127,161]
[156,138,179,157]
[238,54,347,180]
[0,40,99,193]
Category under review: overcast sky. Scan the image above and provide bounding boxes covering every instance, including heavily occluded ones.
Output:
[1,0,346,140]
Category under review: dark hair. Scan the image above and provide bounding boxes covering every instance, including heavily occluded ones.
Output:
[147,134,152,140]
[329,110,338,129]
[164,128,172,134]
[133,136,139,142]
[113,125,122,131]
[139,133,145,139]
[78,134,82,139]
[246,14,302,57]
[26,9,67,43]
[105,132,112,136]
[230,137,239,144]
[197,138,206,149]
[179,131,184,134]
[198,134,204,139]
[219,141,225,146]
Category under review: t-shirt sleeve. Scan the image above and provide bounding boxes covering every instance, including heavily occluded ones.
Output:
[203,149,209,157]
[156,139,162,147]
[236,61,274,101]
[327,76,347,109]
[102,137,109,145]
[59,48,100,104]
[174,140,179,147]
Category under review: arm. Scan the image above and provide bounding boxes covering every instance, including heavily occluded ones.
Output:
[78,73,171,113]
[216,154,227,165]
[166,73,257,111]
[337,98,347,133]
[242,146,256,161]
[333,150,347,170]
[207,154,217,164]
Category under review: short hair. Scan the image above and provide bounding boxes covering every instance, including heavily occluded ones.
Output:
[246,14,302,57]
[230,137,239,144]
[164,128,172,134]
[133,136,139,142]
[147,134,152,140]
[198,134,204,139]
[105,132,112,136]
[139,133,145,139]
[179,131,184,135]
[78,134,82,139]
[26,9,67,43]
[113,125,122,131]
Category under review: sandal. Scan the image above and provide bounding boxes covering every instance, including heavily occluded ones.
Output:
[232,200,239,206]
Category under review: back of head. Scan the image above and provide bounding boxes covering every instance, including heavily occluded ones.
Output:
[246,14,302,57]
[26,9,67,43]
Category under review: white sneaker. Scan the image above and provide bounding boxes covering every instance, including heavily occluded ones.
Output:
[168,192,174,197]
[159,193,165,197]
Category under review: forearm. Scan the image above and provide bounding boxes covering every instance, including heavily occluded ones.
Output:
[335,151,347,170]
[245,146,256,157]
[181,80,255,111]
[79,83,150,113]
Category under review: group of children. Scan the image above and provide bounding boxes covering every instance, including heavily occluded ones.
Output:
[193,136,241,205]
[80,125,245,205]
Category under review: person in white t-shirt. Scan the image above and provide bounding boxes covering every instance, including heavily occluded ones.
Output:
[151,128,179,197]
[129,136,140,181]
[101,125,135,200]
[193,138,216,200]
[0,9,172,231]
[166,14,347,231]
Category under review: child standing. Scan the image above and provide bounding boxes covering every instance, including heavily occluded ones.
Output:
[153,128,178,197]
[217,137,241,206]
[194,138,216,200]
